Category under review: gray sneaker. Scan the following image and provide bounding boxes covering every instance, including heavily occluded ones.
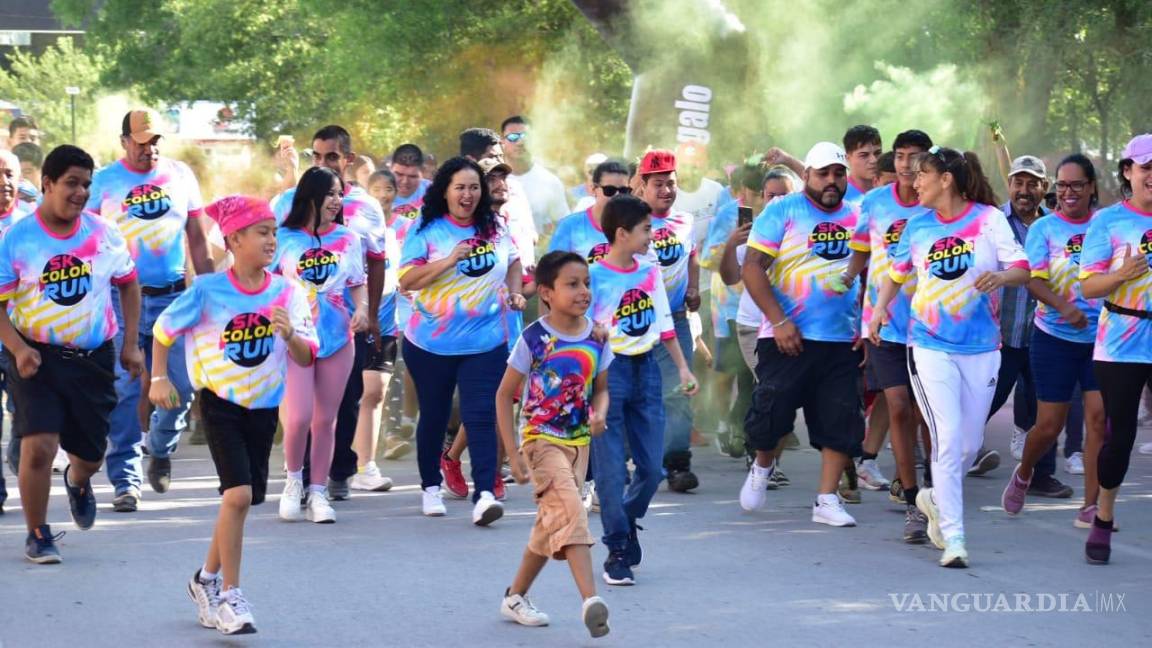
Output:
[327,478,350,501]
[903,505,929,544]
[112,489,140,513]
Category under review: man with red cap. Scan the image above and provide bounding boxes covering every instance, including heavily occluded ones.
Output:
[637,149,703,492]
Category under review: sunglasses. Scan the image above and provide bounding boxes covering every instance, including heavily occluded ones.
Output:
[599,185,632,197]
[504,132,527,143]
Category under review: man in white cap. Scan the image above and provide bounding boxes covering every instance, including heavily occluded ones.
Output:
[571,152,608,212]
[739,141,864,527]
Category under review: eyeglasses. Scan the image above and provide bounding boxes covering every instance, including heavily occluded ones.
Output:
[1055,180,1091,193]
[504,132,527,143]
[598,185,632,197]
[312,151,344,164]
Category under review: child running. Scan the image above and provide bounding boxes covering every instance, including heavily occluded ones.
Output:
[151,195,317,634]
[273,167,370,523]
[495,250,612,638]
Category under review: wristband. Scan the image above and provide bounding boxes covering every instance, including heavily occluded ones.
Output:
[771,316,790,328]
[151,376,169,383]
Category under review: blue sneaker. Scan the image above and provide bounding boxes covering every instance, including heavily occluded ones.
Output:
[626,520,644,568]
[64,465,97,530]
[602,550,634,586]
[25,524,64,564]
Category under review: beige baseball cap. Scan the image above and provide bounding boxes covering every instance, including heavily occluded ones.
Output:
[122,109,164,144]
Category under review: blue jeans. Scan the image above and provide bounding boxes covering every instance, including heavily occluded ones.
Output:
[592,351,664,550]
[655,312,694,467]
[107,288,194,494]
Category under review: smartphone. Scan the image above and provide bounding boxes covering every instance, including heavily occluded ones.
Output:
[738,206,754,227]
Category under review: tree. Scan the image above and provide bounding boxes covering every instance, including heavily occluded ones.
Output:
[0,37,103,147]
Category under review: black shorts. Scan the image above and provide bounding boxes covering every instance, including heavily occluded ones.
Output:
[744,340,864,456]
[5,341,116,463]
[356,332,398,372]
[200,388,278,505]
[864,340,911,391]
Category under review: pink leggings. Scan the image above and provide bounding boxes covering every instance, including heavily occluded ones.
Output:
[280,342,356,486]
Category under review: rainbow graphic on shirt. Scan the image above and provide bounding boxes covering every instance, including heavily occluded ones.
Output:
[1027,212,1100,345]
[154,271,318,408]
[1079,201,1152,362]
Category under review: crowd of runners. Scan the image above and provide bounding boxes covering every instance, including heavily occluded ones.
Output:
[1,111,1151,638]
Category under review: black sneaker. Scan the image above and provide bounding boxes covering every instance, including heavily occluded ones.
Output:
[626,520,644,568]
[967,448,1001,476]
[328,478,350,501]
[147,456,172,494]
[770,468,790,487]
[602,550,634,586]
[666,469,698,493]
[1028,475,1074,499]
[63,465,97,530]
[25,524,64,564]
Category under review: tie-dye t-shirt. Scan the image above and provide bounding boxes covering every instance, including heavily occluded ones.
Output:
[746,192,860,342]
[507,317,614,446]
[390,181,428,243]
[1026,212,1100,345]
[0,212,136,349]
[400,216,519,355]
[1079,201,1152,362]
[154,270,319,408]
[0,200,34,236]
[377,225,400,337]
[850,184,929,342]
[549,208,611,266]
[589,258,675,356]
[890,203,1028,354]
[702,200,744,338]
[272,185,387,261]
[85,158,203,287]
[645,210,695,311]
[845,177,869,206]
[272,224,366,358]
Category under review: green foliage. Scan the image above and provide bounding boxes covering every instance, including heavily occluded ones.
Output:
[0,37,103,146]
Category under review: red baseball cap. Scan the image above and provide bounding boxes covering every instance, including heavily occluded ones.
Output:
[639,149,676,175]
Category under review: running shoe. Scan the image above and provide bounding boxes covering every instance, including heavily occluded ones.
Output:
[51,447,69,474]
[1075,505,1118,531]
[422,486,447,517]
[494,476,506,501]
[147,456,172,494]
[1028,474,1073,498]
[739,463,771,511]
[327,478,350,501]
[1001,465,1030,515]
[626,520,643,568]
[112,488,140,513]
[305,489,336,524]
[582,596,610,638]
[602,550,634,586]
[666,468,699,493]
[63,465,97,530]
[770,468,790,487]
[440,452,469,499]
[1063,452,1084,475]
[940,535,969,568]
[967,447,1000,476]
[382,435,413,461]
[349,463,394,492]
[25,524,63,564]
[501,590,550,627]
[215,589,256,635]
[915,487,945,550]
[1085,521,1112,564]
[472,491,504,526]
[1139,442,1152,456]
[1010,426,1027,461]
[856,459,890,490]
[903,505,929,544]
[812,494,857,527]
[582,481,600,513]
[889,477,905,504]
[838,470,861,504]
[279,477,305,522]
[187,569,221,629]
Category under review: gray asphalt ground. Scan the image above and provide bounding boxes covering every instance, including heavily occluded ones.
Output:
[2,405,1151,647]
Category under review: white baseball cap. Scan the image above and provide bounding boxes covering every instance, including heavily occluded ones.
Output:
[584,152,608,168]
[803,141,848,170]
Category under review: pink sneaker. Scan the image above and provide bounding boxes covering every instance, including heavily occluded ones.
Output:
[440,452,469,499]
[1075,505,1118,531]
[1001,465,1030,516]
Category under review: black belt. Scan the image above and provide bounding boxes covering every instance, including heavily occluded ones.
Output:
[1104,301,1152,320]
[141,279,186,297]
[27,339,110,360]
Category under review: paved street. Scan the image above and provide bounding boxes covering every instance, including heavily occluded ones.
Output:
[2,407,1151,647]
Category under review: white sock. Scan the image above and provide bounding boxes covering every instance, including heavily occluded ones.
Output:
[753,462,774,477]
[308,484,326,494]
[200,566,218,582]
[287,470,303,482]
[224,587,242,602]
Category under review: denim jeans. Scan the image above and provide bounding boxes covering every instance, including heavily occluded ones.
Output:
[107,288,194,494]
[592,351,665,550]
[654,312,694,466]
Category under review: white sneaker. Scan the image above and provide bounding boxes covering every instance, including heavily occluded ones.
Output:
[279,477,304,522]
[1140,442,1152,456]
[215,589,256,635]
[1010,426,1027,460]
[305,489,336,524]
[582,481,600,513]
[916,487,945,549]
[1064,451,1085,475]
[350,463,394,491]
[856,459,890,490]
[186,569,220,629]
[472,491,504,526]
[812,493,857,527]
[422,486,447,517]
[940,535,969,568]
[51,447,69,474]
[582,595,610,638]
[739,463,772,511]
[501,590,550,627]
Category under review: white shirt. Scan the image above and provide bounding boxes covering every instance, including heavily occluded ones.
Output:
[673,177,727,247]
[510,163,570,235]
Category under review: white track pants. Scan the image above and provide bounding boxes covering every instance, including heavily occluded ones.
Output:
[908,347,1000,541]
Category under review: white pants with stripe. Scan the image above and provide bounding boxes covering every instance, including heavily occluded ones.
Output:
[908,347,1000,541]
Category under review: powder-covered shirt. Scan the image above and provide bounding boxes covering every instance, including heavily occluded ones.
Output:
[850,184,929,343]
[272,224,366,358]
[645,210,695,312]
[746,192,859,341]
[589,258,675,356]
[1026,212,1100,345]
[845,177,869,206]
[1079,201,1152,363]
[0,211,136,349]
[154,270,318,408]
[508,317,614,447]
[271,185,387,261]
[549,208,611,266]
[890,203,1028,354]
[0,200,34,236]
[702,200,744,337]
[400,216,518,355]
[390,180,429,243]
[85,158,203,287]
